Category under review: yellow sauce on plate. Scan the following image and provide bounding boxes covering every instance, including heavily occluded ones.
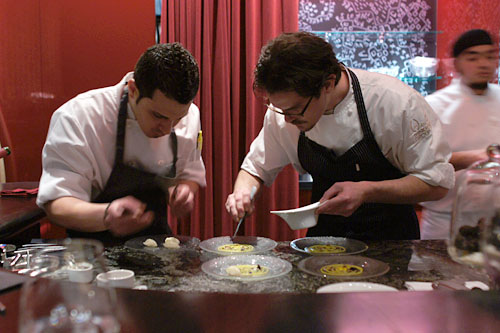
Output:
[306,244,346,254]
[217,243,254,252]
[226,264,269,277]
[320,264,364,276]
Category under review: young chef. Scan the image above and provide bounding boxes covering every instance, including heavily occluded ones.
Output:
[420,29,500,239]
[37,43,206,242]
[225,32,454,240]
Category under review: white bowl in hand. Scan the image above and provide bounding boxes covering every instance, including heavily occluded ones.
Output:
[270,201,322,230]
[96,269,135,288]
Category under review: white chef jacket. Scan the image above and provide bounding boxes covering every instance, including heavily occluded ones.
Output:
[37,72,206,207]
[242,68,454,189]
[420,78,500,239]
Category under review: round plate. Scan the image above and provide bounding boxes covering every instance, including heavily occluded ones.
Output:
[199,236,277,255]
[124,234,200,252]
[290,237,368,255]
[201,254,292,281]
[297,255,390,279]
[317,282,398,293]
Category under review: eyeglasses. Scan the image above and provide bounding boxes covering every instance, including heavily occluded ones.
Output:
[265,96,313,117]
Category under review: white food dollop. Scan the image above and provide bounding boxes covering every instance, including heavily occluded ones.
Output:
[163,237,181,249]
[226,265,242,276]
[143,238,158,247]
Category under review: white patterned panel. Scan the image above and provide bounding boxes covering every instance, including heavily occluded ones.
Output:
[299,0,437,96]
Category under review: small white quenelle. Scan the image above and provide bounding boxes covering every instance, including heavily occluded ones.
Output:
[270,201,323,230]
[163,237,180,249]
[96,269,135,288]
[143,238,158,247]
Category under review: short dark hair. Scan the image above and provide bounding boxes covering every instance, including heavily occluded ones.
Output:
[254,32,342,98]
[452,29,494,57]
[134,43,199,104]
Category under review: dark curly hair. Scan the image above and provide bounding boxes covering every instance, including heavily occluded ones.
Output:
[134,43,199,104]
[254,32,341,98]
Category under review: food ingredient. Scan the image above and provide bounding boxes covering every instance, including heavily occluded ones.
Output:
[225,264,269,277]
[163,237,181,249]
[143,238,158,247]
[217,243,254,252]
[306,244,346,254]
[320,264,363,276]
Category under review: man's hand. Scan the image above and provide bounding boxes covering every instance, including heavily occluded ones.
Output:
[225,187,256,222]
[104,196,154,237]
[316,181,367,217]
[168,183,195,217]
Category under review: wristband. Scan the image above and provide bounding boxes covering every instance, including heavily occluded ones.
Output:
[103,202,112,228]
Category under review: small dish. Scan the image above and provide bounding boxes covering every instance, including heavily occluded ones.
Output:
[67,262,93,283]
[290,237,368,255]
[96,269,135,288]
[199,236,277,255]
[124,234,200,252]
[317,282,398,293]
[201,254,292,281]
[270,202,322,230]
[297,255,390,279]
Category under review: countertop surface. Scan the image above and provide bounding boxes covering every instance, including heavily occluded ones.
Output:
[104,239,490,293]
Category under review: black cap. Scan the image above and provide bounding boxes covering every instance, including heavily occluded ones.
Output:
[453,29,493,57]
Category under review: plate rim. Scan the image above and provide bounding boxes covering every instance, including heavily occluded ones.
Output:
[290,236,368,256]
[199,236,278,255]
[297,254,390,279]
[201,254,292,281]
[316,281,398,293]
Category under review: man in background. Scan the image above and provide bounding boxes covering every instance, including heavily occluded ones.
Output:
[420,29,500,239]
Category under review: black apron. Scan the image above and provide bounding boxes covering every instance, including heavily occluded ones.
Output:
[298,68,419,240]
[67,89,175,243]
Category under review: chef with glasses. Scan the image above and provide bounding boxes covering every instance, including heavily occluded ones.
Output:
[225,32,454,240]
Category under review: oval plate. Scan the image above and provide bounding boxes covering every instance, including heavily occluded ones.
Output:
[317,282,398,293]
[290,237,368,255]
[124,234,200,252]
[199,236,277,255]
[298,255,389,279]
[201,254,292,281]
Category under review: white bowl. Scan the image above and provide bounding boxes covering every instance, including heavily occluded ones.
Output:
[409,56,439,78]
[96,269,135,288]
[67,262,93,283]
[270,202,322,230]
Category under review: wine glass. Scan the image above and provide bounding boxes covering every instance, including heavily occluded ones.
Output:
[18,238,120,333]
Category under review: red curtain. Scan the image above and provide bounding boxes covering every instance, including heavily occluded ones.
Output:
[161,0,305,241]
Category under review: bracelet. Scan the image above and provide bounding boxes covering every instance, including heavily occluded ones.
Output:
[103,202,112,227]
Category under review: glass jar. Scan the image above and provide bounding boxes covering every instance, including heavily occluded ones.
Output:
[448,144,500,267]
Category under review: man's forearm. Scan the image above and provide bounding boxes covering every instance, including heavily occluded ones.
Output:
[362,175,448,204]
[45,197,109,232]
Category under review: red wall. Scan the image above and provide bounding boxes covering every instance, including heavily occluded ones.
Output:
[0,1,155,181]
[437,0,500,88]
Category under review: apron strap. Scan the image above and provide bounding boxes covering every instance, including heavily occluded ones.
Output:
[346,68,375,140]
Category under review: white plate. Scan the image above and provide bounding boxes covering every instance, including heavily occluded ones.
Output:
[201,254,292,281]
[290,237,368,255]
[199,236,277,255]
[317,282,398,293]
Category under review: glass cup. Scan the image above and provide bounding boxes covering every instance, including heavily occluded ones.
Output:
[18,238,120,333]
[481,210,500,290]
